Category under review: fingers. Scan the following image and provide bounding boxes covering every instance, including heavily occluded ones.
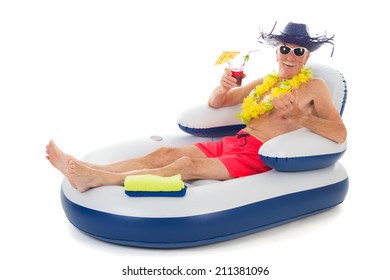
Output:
[272,94,288,107]
[291,87,298,95]
[271,88,302,120]
[220,68,239,89]
[224,68,232,76]
[271,96,284,111]
[273,88,298,106]
[282,92,296,104]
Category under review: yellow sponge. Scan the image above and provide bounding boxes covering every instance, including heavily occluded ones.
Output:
[124,174,186,197]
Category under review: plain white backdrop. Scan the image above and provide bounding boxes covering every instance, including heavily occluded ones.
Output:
[1,0,389,279]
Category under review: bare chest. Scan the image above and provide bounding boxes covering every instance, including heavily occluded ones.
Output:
[246,92,316,142]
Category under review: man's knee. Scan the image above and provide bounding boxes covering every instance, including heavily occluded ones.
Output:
[154,147,173,156]
[174,156,193,166]
[151,147,181,165]
[170,156,196,173]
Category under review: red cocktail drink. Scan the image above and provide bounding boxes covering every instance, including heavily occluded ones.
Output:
[229,61,245,86]
[231,69,244,86]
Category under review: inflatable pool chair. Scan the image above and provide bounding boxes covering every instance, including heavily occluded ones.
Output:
[61,63,348,248]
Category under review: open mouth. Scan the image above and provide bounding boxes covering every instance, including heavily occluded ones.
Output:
[283,61,297,67]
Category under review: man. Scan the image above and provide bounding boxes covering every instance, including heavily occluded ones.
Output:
[46,22,346,192]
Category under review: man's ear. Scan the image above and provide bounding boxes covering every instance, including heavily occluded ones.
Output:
[304,52,310,64]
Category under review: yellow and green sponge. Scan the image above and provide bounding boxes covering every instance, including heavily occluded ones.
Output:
[124,174,187,197]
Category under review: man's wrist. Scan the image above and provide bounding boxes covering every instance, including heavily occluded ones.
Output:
[293,111,309,124]
[218,86,229,95]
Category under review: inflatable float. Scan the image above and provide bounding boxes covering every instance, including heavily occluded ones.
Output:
[61,63,348,248]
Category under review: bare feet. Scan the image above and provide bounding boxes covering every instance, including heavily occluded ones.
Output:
[68,159,118,192]
[46,140,71,177]
[46,140,123,192]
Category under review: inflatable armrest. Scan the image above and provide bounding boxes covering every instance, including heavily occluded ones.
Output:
[177,104,347,171]
[177,104,245,137]
[259,128,347,171]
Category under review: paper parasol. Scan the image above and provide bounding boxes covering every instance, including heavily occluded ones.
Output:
[214,51,240,65]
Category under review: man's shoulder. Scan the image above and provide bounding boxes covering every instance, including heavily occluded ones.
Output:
[302,77,333,103]
[299,77,330,101]
[308,77,327,86]
[305,77,329,93]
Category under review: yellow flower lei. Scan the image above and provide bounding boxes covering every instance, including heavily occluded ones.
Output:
[238,66,312,124]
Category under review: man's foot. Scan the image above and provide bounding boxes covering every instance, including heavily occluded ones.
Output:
[67,159,112,192]
[46,140,71,177]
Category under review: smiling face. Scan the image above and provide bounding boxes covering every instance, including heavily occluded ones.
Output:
[276,43,310,79]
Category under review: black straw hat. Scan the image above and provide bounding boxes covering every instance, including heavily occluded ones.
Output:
[259,22,334,55]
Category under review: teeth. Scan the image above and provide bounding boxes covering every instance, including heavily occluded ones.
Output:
[284,61,296,67]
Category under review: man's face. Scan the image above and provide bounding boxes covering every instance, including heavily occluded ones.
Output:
[276,43,310,79]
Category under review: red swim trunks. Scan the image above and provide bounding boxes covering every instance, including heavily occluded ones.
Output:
[195,130,272,178]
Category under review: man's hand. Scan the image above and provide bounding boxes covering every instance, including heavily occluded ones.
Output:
[220,68,246,90]
[220,68,238,91]
[271,88,304,121]
[209,68,249,109]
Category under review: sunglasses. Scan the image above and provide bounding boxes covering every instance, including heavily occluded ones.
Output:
[279,45,308,57]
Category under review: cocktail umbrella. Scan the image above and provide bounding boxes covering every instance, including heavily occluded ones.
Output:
[214,51,240,65]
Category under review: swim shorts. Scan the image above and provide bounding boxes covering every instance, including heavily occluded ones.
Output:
[195,130,272,178]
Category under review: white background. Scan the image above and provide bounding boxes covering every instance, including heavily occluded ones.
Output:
[1,0,389,279]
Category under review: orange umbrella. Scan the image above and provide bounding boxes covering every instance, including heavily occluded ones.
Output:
[214,51,240,65]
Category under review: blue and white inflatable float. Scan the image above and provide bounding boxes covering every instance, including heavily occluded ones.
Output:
[61,63,348,248]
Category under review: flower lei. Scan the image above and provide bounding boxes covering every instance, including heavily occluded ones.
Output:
[237,66,312,124]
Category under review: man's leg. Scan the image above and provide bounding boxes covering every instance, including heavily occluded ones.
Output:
[68,156,233,193]
[46,140,206,175]
[88,146,208,173]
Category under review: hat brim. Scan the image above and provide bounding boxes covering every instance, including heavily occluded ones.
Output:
[259,32,334,52]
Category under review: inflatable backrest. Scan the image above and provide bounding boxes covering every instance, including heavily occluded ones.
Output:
[309,63,347,116]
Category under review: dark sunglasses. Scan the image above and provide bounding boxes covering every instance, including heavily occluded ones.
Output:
[279,45,308,57]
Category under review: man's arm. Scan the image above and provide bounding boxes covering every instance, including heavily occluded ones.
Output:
[208,68,263,109]
[272,79,347,143]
